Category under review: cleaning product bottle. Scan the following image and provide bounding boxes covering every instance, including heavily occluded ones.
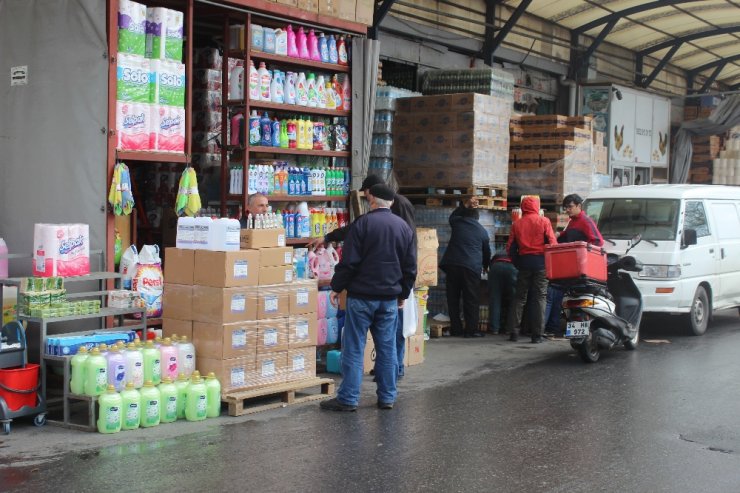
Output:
[139,380,161,428]
[316,75,326,109]
[124,342,144,388]
[332,75,343,110]
[230,112,244,146]
[70,347,88,395]
[98,343,109,358]
[296,72,308,106]
[260,111,272,146]
[176,216,195,249]
[304,119,314,150]
[107,345,127,392]
[205,372,221,418]
[296,117,306,149]
[159,377,178,423]
[120,382,141,431]
[338,36,348,66]
[280,119,289,148]
[287,118,297,148]
[258,63,271,101]
[274,28,287,56]
[248,60,260,100]
[175,372,190,419]
[97,385,122,434]
[284,71,296,105]
[249,110,261,145]
[318,33,329,63]
[325,80,336,110]
[307,73,318,108]
[142,340,161,386]
[159,337,178,381]
[270,70,284,104]
[328,35,338,64]
[298,201,311,238]
[185,371,208,422]
[297,26,309,59]
[286,24,298,58]
[342,75,352,111]
[308,29,321,61]
[229,63,244,100]
[177,335,196,378]
[271,118,281,147]
[310,208,320,238]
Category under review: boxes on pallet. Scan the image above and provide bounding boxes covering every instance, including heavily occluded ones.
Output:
[288,314,318,348]
[258,265,294,285]
[193,249,260,287]
[256,285,290,319]
[287,347,317,381]
[162,317,192,340]
[256,317,289,353]
[191,286,257,323]
[192,320,258,360]
[240,228,286,249]
[197,356,256,395]
[164,248,194,284]
[162,283,193,320]
[259,247,293,267]
[290,279,318,315]
[255,351,288,386]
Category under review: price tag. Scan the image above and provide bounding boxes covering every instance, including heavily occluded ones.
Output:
[296,321,309,339]
[284,252,293,264]
[264,328,278,346]
[231,294,246,312]
[277,234,286,247]
[292,355,305,371]
[232,329,247,348]
[297,290,309,306]
[264,296,278,312]
[233,260,248,279]
[284,269,294,282]
[262,360,276,377]
[231,367,245,386]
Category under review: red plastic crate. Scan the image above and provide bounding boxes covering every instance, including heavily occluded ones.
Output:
[545,241,607,282]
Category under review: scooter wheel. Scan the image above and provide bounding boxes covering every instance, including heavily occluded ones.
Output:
[34,414,47,427]
[578,336,600,363]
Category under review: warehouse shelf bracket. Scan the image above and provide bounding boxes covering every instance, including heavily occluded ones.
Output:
[483,0,531,65]
[573,0,699,35]
[638,43,682,88]
[570,17,618,80]
[695,62,727,94]
[370,0,398,39]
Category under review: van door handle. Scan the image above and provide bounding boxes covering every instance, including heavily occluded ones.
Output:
[709,248,714,254]
[721,248,726,259]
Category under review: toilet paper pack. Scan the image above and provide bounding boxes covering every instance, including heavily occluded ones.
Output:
[118,0,147,56]
[116,101,151,151]
[150,104,185,152]
[150,60,186,107]
[33,224,91,278]
[146,8,184,62]
[117,53,151,103]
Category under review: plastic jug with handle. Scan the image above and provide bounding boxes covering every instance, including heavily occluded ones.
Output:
[0,238,8,278]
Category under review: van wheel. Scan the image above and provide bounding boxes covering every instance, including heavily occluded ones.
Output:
[686,286,709,336]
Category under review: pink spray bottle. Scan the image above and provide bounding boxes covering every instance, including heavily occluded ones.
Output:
[297,26,309,60]
[286,24,298,58]
[308,29,321,61]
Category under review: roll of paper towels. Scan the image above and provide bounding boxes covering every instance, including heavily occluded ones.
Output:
[117,101,151,151]
[150,104,185,152]
[150,60,185,107]
[118,0,147,56]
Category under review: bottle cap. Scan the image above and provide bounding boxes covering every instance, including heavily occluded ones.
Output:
[107,384,116,392]
[77,346,88,354]
[180,335,188,343]
[90,347,100,355]
[161,377,172,384]
[145,340,155,348]
[144,380,154,387]
[207,372,217,380]
[125,382,135,390]
[163,337,172,346]
[177,372,188,381]
[127,342,137,350]
[99,343,108,351]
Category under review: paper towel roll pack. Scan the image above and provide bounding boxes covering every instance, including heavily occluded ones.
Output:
[33,224,91,278]
[117,101,151,151]
[117,53,151,103]
[149,60,186,106]
[118,0,147,56]
[150,105,186,152]
[146,7,184,62]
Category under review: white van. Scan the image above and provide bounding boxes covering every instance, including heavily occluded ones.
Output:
[583,184,740,335]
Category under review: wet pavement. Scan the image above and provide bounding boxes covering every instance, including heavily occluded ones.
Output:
[3,311,740,492]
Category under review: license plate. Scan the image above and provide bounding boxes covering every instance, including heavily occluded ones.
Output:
[566,321,590,338]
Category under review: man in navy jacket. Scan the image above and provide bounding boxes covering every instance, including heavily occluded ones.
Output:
[321,184,417,412]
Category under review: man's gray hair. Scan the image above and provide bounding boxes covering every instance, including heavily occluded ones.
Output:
[375,197,393,208]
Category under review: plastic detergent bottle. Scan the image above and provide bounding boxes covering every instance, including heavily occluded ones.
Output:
[260,111,272,146]
[140,343,160,385]
[297,26,309,59]
[271,119,281,147]
[284,71,296,105]
[316,75,326,109]
[296,72,308,106]
[248,60,260,100]
[287,118,297,148]
[274,28,287,56]
[70,347,88,395]
[120,382,141,431]
[331,75,343,110]
[159,377,178,423]
[328,35,338,64]
[270,70,284,104]
[342,76,352,111]
[297,201,311,238]
[286,24,298,58]
[258,62,271,101]
[139,380,161,428]
[280,119,289,148]
[304,119,314,150]
[318,33,329,63]
[249,110,261,145]
[97,385,122,434]
[177,335,196,378]
[176,216,195,249]
[338,36,348,65]
[206,373,221,418]
[159,337,179,381]
[306,73,318,108]
[193,216,213,250]
[308,29,320,61]
[325,80,336,110]
[175,372,190,419]
[230,112,244,146]
[0,238,7,278]
[125,342,144,388]
[185,371,208,422]
[229,63,244,100]
[106,346,127,392]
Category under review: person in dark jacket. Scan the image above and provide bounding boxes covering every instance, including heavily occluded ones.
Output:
[440,197,491,338]
[321,184,416,412]
[544,193,604,336]
[506,195,557,343]
[488,253,517,335]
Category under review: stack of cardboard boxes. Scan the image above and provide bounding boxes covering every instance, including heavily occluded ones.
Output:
[162,228,319,398]
[392,93,512,189]
[508,115,601,204]
[278,0,374,25]
[689,135,722,184]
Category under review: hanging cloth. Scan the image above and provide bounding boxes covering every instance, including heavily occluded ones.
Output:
[175,167,201,217]
[108,162,135,216]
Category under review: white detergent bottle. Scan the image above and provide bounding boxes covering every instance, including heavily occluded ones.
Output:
[176,216,195,249]
[193,216,213,250]
[124,342,144,388]
[177,336,196,378]
[229,64,244,100]
[297,201,311,238]
[248,60,260,101]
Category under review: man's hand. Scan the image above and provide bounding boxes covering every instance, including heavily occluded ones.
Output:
[330,291,341,307]
[307,237,326,249]
[397,298,406,309]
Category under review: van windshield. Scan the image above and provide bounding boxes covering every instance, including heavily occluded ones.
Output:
[583,198,680,241]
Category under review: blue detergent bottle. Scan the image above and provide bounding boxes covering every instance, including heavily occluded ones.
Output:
[260,112,272,146]
[271,119,281,147]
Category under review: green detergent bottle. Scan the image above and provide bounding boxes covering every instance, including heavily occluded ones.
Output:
[205,372,221,418]
[142,340,162,386]
[84,347,108,396]
[185,371,208,422]
[120,382,141,430]
[70,346,88,395]
[175,372,190,419]
[139,380,161,428]
[159,377,178,423]
[97,384,122,434]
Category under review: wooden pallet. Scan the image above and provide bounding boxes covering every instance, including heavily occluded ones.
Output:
[223,377,335,417]
[400,185,507,199]
[422,196,507,210]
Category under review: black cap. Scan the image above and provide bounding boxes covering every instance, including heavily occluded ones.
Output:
[360,174,385,191]
[369,183,395,201]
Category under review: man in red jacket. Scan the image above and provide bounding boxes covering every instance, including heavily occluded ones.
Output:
[506,196,557,343]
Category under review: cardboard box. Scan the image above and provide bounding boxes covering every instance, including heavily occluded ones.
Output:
[287,347,316,381]
[257,286,290,319]
[192,320,258,360]
[197,356,256,395]
[256,317,289,353]
[355,0,373,24]
[255,351,288,386]
[407,334,425,366]
[290,279,318,314]
[288,313,318,347]
[338,0,356,21]
[318,0,339,16]
[415,228,439,288]
[297,0,318,12]
[162,318,192,341]
[276,0,298,6]
[259,265,294,285]
[259,247,293,267]
[163,283,193,321]
[240,228,286,249]
[193,249,260,287]
[164,248,194,285]
[191,286,257,324]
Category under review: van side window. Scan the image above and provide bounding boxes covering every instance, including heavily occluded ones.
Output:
[712,203,740,240]
[684,201,710,237]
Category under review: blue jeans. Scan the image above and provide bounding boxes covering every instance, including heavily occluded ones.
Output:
[338,297,398,406]
[397,309,405,377]
[544,285,564,332]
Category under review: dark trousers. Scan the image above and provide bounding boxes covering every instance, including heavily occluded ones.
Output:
[445,265,480,336]
[508,269,548,338]
[488,262,518,333]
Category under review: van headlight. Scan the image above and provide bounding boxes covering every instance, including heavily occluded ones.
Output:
[638,264,681,278]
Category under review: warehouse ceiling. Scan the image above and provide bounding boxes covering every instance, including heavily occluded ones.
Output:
[500,0,740,90]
